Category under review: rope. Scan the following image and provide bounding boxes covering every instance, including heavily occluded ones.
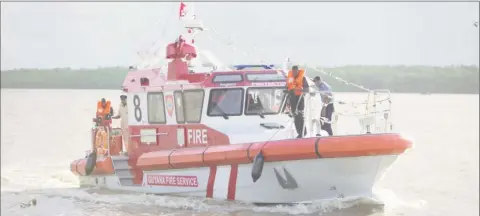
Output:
[207,33,392,110]
[128,2,375,98]
[206,26,375,94]
[130,4,391,117]
[309,67,372,92]
[204,23,385,100]
[134,3,185,69]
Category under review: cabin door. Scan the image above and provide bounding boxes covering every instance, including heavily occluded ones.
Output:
[173,90,205,147]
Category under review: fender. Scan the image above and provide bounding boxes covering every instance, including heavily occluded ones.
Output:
[85,151,97,176]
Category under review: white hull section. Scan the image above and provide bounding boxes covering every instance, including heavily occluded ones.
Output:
[78,155,398,203]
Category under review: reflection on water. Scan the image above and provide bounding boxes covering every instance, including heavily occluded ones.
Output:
[1,89,478,216]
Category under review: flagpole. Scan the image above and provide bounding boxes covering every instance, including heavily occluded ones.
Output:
[191,1,196,20]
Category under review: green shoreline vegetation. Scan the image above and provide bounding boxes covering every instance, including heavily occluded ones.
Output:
[1,65,478,94]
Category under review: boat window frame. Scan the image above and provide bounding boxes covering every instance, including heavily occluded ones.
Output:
[173,91,185,124]
[146,91,167,124]
[212,74,244,83]
[174,89,205,124]
[244,87,288,116]
[207,88,245,117]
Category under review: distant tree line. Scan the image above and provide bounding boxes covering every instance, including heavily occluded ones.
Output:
[312,65,479,94]
[1,65,478,94]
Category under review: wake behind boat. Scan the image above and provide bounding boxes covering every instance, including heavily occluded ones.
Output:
[69,2,412,204]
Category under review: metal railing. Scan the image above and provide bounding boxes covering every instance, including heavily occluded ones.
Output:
[283,87,393,137]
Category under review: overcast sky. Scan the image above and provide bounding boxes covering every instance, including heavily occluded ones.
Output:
[1,2,479,70]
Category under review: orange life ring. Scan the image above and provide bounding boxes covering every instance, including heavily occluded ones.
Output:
[95,127,109,156]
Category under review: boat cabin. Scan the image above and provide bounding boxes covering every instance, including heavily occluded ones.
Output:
[121,38,323,153]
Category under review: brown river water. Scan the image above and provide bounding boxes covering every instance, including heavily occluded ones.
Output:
[1,89,478,216]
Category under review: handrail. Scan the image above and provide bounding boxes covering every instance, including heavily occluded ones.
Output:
[129,132,169,138]
[91,128,95,153]
[106,126,111,156]
[293,86,394,136]
[233,64,276,70]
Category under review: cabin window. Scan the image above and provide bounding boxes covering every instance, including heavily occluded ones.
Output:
[245,87,286,115]
[184,90,205,122]
[207,88,244,117]
[147,92,166,124]
[174,91,185,123]
[174,90,205,123]
[246,73,285,82]
[212,74,243,83]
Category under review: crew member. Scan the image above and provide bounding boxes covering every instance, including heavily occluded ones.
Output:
[113,95,129,154]
[286,65,310,138]
[96,98,113,121]
[313,76,334,136]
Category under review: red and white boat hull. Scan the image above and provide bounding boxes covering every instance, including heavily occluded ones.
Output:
[77,154,399,204]
[72,4,412,204]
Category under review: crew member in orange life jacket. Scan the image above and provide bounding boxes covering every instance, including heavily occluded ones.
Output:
[96,98,114,121]
[286,65,310,138]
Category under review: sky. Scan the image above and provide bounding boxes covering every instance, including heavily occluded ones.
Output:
[1,2,479,70]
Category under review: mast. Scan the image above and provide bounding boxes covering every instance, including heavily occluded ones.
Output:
[131,1,232,73]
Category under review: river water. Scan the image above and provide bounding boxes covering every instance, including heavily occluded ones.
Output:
[1,89,478,216]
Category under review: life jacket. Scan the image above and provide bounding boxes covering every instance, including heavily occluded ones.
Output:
[96,100,111,118]
[287,69,305,96]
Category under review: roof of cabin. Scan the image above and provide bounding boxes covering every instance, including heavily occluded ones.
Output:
[123,67,288,92]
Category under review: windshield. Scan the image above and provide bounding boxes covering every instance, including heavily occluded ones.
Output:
[245,87,286,115]
[207,88,244,116]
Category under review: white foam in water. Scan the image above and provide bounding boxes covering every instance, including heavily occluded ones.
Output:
[251,196,382,215]
[3,183,376,216]
[1,164,79,192]
[373,188,428,211]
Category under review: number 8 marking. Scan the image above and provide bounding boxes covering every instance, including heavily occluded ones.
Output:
[133,95,142,122]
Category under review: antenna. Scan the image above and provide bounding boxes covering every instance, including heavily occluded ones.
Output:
[283,57,291,75]
[131,1,230,73]
[191,1,196,20]
[233,30,237,65]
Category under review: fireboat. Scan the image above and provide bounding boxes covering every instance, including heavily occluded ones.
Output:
[69,2,412,204]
